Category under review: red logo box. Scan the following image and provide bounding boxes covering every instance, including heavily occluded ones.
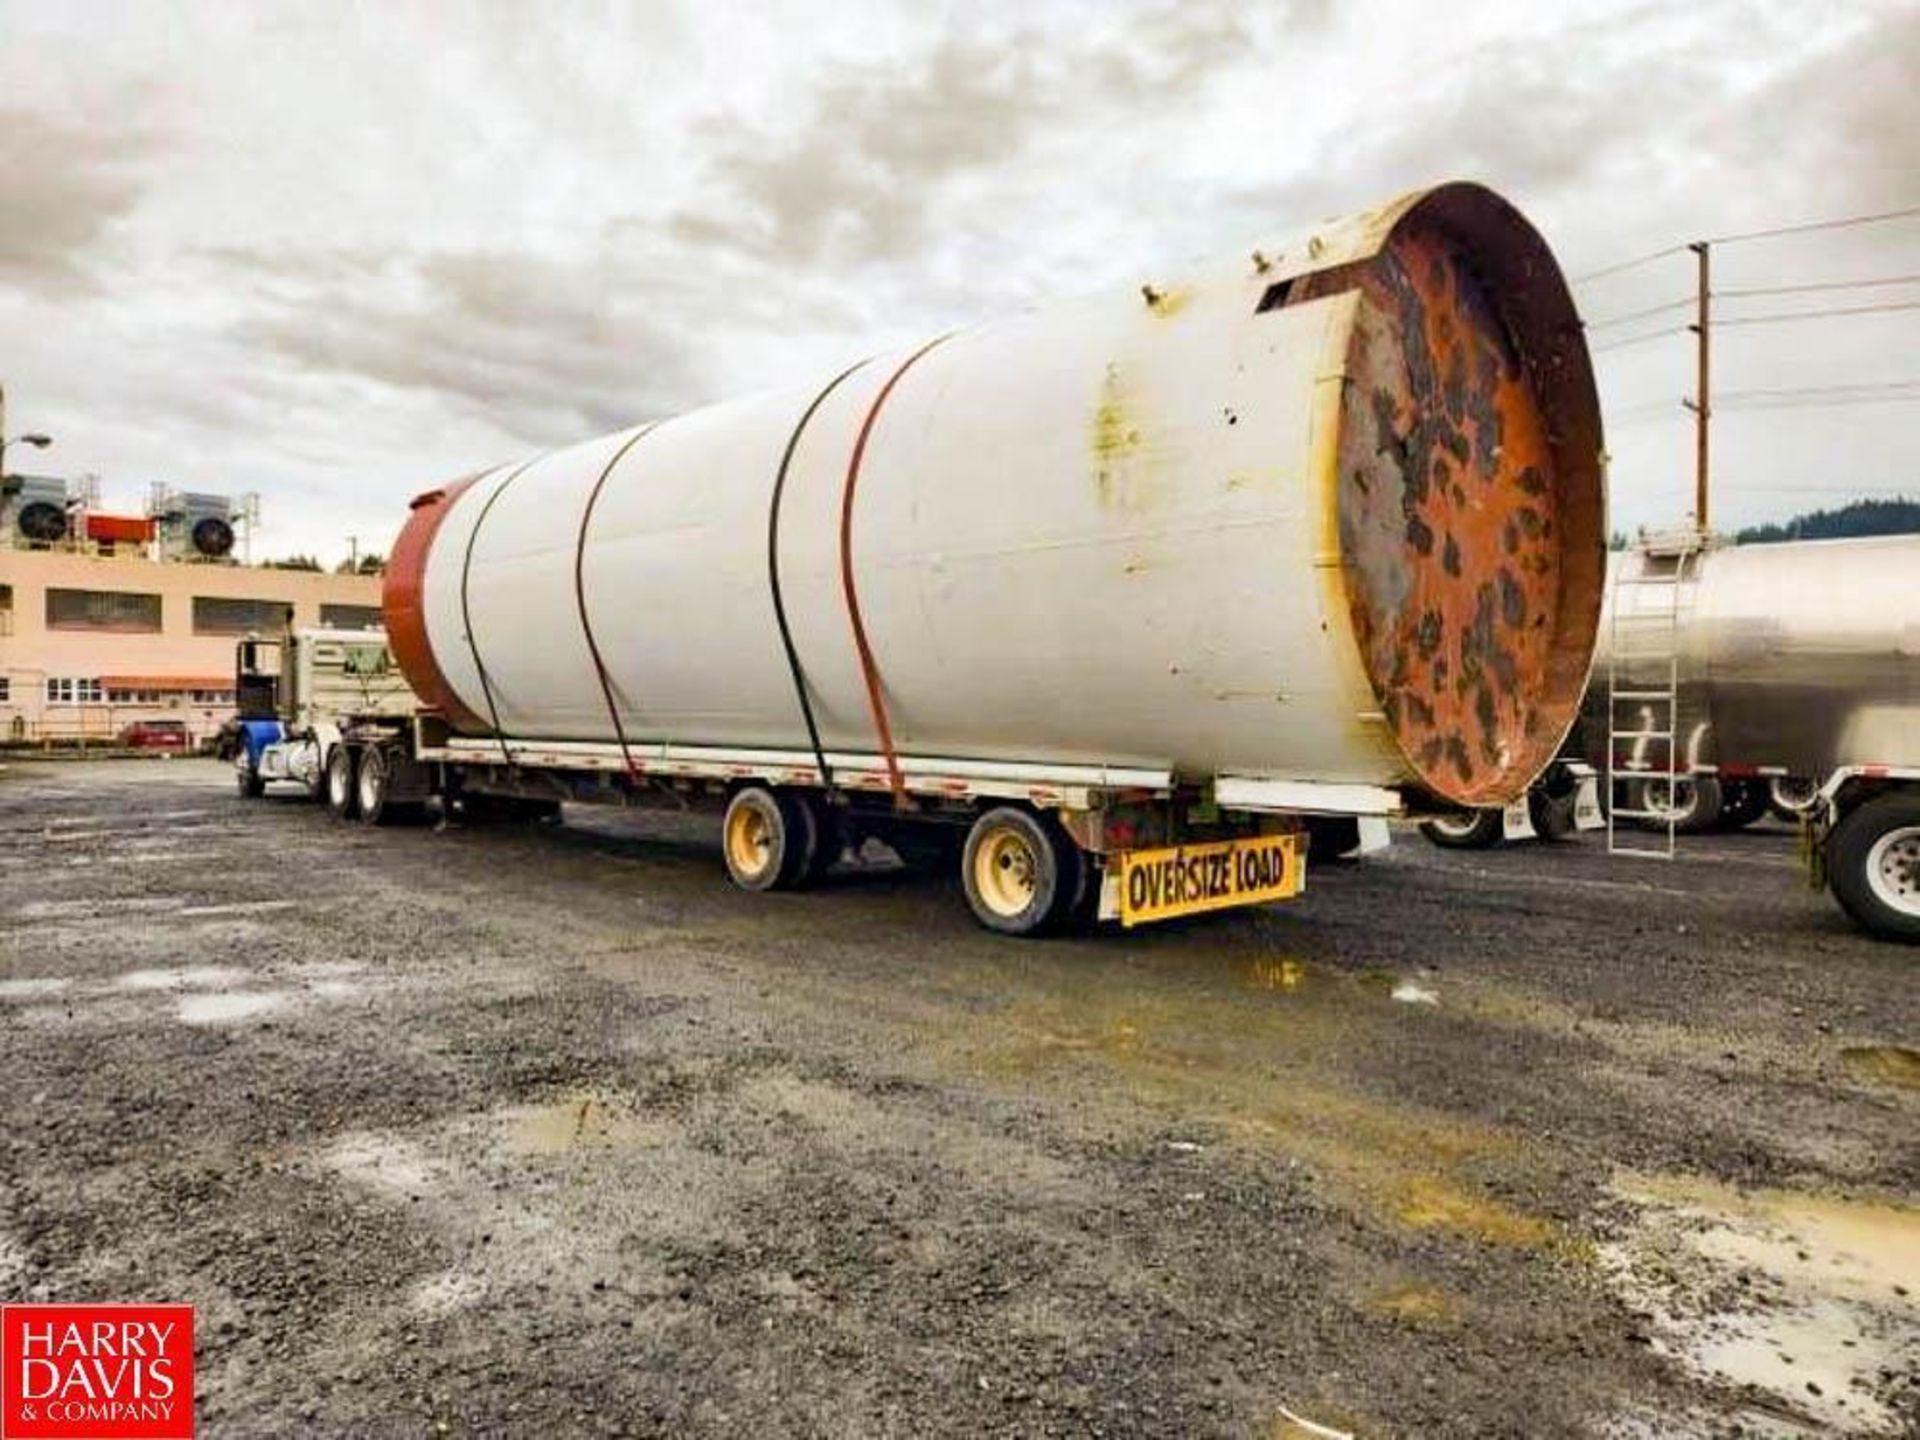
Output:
[2,1306,193,1440]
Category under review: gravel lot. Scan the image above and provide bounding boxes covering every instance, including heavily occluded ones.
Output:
[2,759,1914,1438]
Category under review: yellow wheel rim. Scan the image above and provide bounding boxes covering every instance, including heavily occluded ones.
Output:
[725,802,775,880]
[973,828,1039,919]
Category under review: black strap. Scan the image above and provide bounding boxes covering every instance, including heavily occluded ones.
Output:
[768,359,871,790]
[574,422,663,780]
[458,458,538,768]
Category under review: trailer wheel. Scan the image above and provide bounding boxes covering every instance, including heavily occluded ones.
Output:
[722,786,810,892]
[1527,789,1578,841]
[1717,780,1767,830]
[1419,809,1504,849]
[1768,775,1820,820]
[357,745,396,826]
[961,807,1076,937]
[1827,791,1920,944]
[1631,774,1723,834]
[236,766,265,800]
[325,744,359,819]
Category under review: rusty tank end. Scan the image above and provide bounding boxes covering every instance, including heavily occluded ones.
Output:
[383,475,487,733]
[1312,183,1604,808]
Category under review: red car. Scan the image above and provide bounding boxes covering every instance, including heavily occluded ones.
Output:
[118,719,192,751]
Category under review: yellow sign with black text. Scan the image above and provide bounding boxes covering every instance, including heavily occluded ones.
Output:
[1116,834,1305,927]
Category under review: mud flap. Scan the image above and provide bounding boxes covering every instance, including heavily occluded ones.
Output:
[1353,816,1392,856]
[1572,772,1604,831]
[1500,798,1537,842]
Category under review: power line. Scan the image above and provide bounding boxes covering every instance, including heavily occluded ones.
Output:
[1586,296,1694,330]
[1706,204,1920,246]
[1717,393,1920,412]
[1591,325,1689,354]
[1572,205,1920,287]
[1716,379,1920,401]
[1715,300,1920,328]
[1572,245,1686,285]
[1719,273,1920,299]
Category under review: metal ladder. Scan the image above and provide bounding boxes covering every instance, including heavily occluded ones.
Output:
[1606,532,1705,859]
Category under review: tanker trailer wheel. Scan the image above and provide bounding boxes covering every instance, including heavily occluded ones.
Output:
[1631,774,1723,834]
[1419,809,1504,849]
[325,743,360,820]
[722,786,813,893]
[1717,779,1768,830]
[961,807,1077,937]
[356,745,398,826]
[1827,791,1920,944]
[1769,775,1820,820]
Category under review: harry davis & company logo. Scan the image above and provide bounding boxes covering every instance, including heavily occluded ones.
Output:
[2,1305,193,1440]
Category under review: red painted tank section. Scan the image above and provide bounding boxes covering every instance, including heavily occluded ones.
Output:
[383,475,486,733]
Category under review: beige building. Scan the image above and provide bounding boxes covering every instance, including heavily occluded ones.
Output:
[0,548,382,745]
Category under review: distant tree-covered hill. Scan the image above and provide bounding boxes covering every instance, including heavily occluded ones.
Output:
[1734,497,1920,545]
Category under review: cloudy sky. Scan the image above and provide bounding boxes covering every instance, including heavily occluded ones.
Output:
[2,0,1914,563]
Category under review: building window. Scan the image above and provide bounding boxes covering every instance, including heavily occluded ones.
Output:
[45,678,104,704]
[192,596,291,636]
[319,602,383,630]
[45,588,162,633]
[188,689,235,705]
[0,583,12,637]
[108,688,166,704]
[0,677,10,702]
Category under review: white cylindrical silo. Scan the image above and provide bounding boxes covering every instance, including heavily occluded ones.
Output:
[386,181,1605,809]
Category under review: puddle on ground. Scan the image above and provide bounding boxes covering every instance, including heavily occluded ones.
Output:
[175,900,299,918]
[1601,1170,1919,1435]
[1395,1174,1553,1249]
[116,966,252,991]
[176,991,289,1024]
[1841,1045,1920,1091]
[409,1268,489,1318]
[0,977,71,1000]
[326,1133,448,1198]
[493,1091,675,1157]
[1244,957,1309,992]
[11,897,183,920]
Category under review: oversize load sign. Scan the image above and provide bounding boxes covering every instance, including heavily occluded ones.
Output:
[2,1306,193,1440]
[1117,834,1304,926]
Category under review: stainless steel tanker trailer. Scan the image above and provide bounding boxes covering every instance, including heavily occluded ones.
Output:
[1424,532,1920,942]
[238,182,1608,935]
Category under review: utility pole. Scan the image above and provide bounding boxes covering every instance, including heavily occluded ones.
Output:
[348,535,359,572]
[1682,241,1711,532]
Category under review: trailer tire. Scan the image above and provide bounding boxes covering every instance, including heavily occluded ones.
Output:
[1527,788,1578,841]
[325,744,359,819]
[1419,809,1504,849]
[1717,779,1767,830]
[1827,791,1920,944]
[722,786,810,892]
[1768,775,1820,820]
[357,745,396,826]
[1631,774,1723,834]
[961,807,1077,937]
[236,766,265,800]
